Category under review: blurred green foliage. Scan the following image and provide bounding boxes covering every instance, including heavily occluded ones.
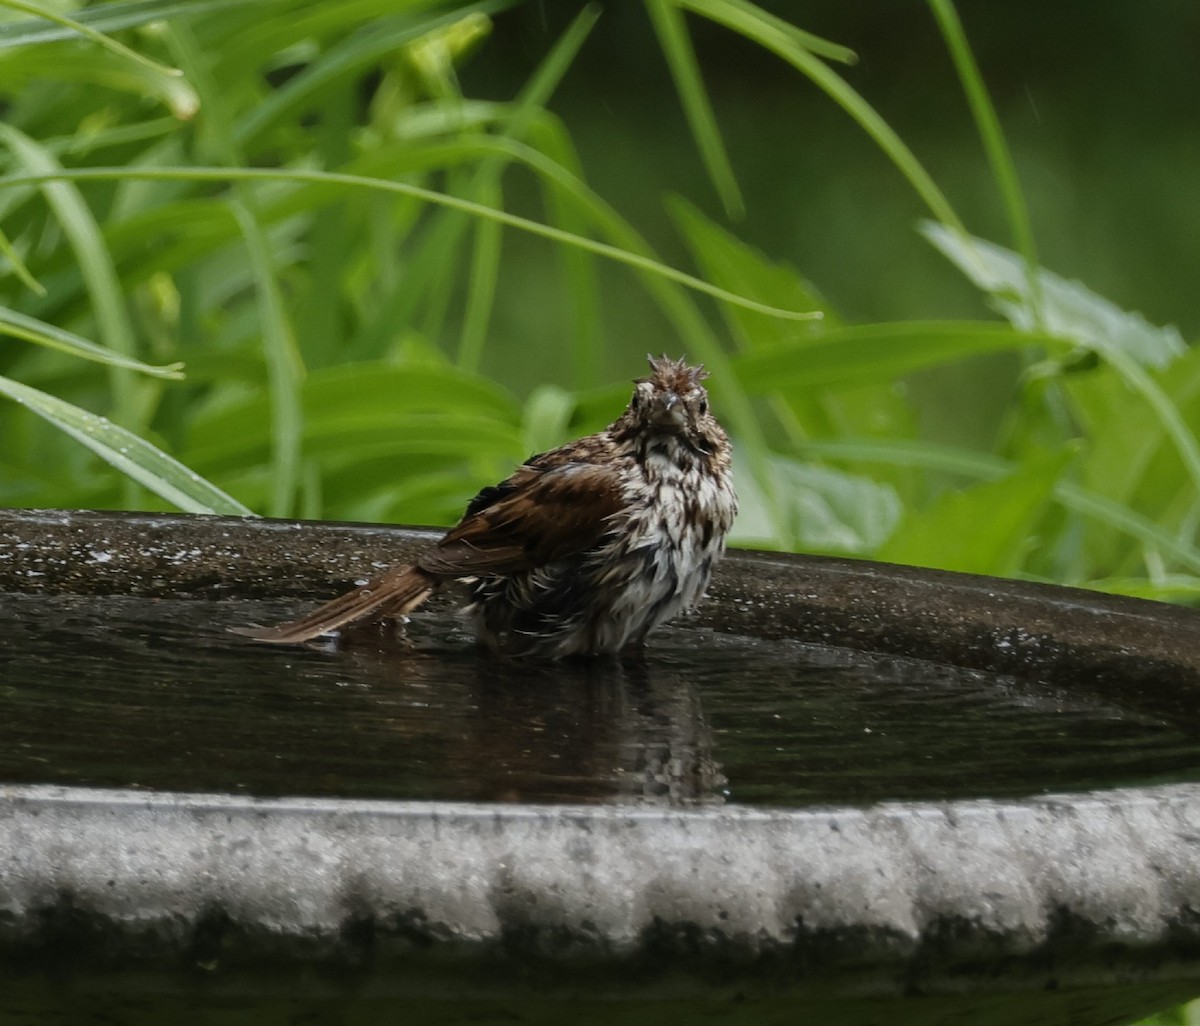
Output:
[1,0,1199,611]
[1138,998,1200,1026]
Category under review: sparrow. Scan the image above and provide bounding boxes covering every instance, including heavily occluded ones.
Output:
[235,355,737,658]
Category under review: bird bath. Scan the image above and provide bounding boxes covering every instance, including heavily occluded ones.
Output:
[3,507,1200,1025]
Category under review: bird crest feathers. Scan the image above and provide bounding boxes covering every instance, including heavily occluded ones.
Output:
[639,354,708,393]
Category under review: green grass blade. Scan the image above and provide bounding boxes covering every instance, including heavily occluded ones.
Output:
[231,200,305,519]
[0,373,252,515]
[184,360,521,462]
[0,224,44,295]
[669,194,836,344]
[167,20,302,515]
[234,5,500,147]
[927,0,1043,324]
[0,0,184,78]
[419,170,472,345]
[508,3,600,117]
[457,177,504,372]
[443,3,602,372]
[646,0,744,218]
[715,0,856,64]
[57,117,179,158]
[0,126,142,427]
[465,4,601,378]
[0,165,824,324]
[678,0,967,234]
[161,20,237,162]
[732,321,1066,392]
[0,0,254,45]
[0,307,184,379]
[354,191,471,357]
[530,118,603,386]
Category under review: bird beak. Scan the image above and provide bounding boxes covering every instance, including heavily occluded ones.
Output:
[653,391,687,430]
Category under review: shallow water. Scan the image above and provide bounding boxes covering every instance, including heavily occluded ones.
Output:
[2,591,1199,807]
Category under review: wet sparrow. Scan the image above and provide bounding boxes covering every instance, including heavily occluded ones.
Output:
[236,355,737,658]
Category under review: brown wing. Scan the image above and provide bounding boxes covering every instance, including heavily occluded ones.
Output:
[416,460,626,579]
[233,459,624,645]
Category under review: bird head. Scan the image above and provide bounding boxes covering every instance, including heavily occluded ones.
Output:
[613,355,727,459]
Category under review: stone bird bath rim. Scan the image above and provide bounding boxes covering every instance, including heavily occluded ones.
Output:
[2,507,1200,1025]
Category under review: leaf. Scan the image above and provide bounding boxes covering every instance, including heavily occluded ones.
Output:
[184,360,522,468]
[0,45,197,117]
[647,0,744,218]
[0,124,143,425]
[665,199,923,450]
[669,195,837,347]
[457,177,504,372]
[799,435,1200,577]
[521,384,575,456]
[330,467,480,526]
[1086,576,1200,604]
[0,306,183,379]
[0,0,185,79]
[877,447,1075,576]
[925,225,1200,511]
[1064,345,1200,574]
[922,222,1186,369]
[732,321,1066,392]
[0,0,257,46]
[0,374,253,515]
[928,0,1040,322]
[3,165,822,327]
[732,456,901,553]
[0,224,44,294]
[676,0,964,234]
[231,200,305,519]
[233,6,491,146]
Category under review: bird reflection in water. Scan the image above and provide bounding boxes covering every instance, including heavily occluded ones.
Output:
[327,619,726,807]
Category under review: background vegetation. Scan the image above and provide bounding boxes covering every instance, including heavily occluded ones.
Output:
[3,2,1200,1020]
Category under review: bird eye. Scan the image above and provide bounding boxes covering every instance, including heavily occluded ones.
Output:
[698,398,709,415]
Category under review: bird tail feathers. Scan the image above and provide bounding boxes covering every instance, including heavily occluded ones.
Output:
[231,565,434,644]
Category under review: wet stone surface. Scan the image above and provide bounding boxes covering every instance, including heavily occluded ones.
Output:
[3,590,1199,807]
[6,512,1200,1024]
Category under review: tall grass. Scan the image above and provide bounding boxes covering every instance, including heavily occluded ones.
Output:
[1,0,1198,608]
